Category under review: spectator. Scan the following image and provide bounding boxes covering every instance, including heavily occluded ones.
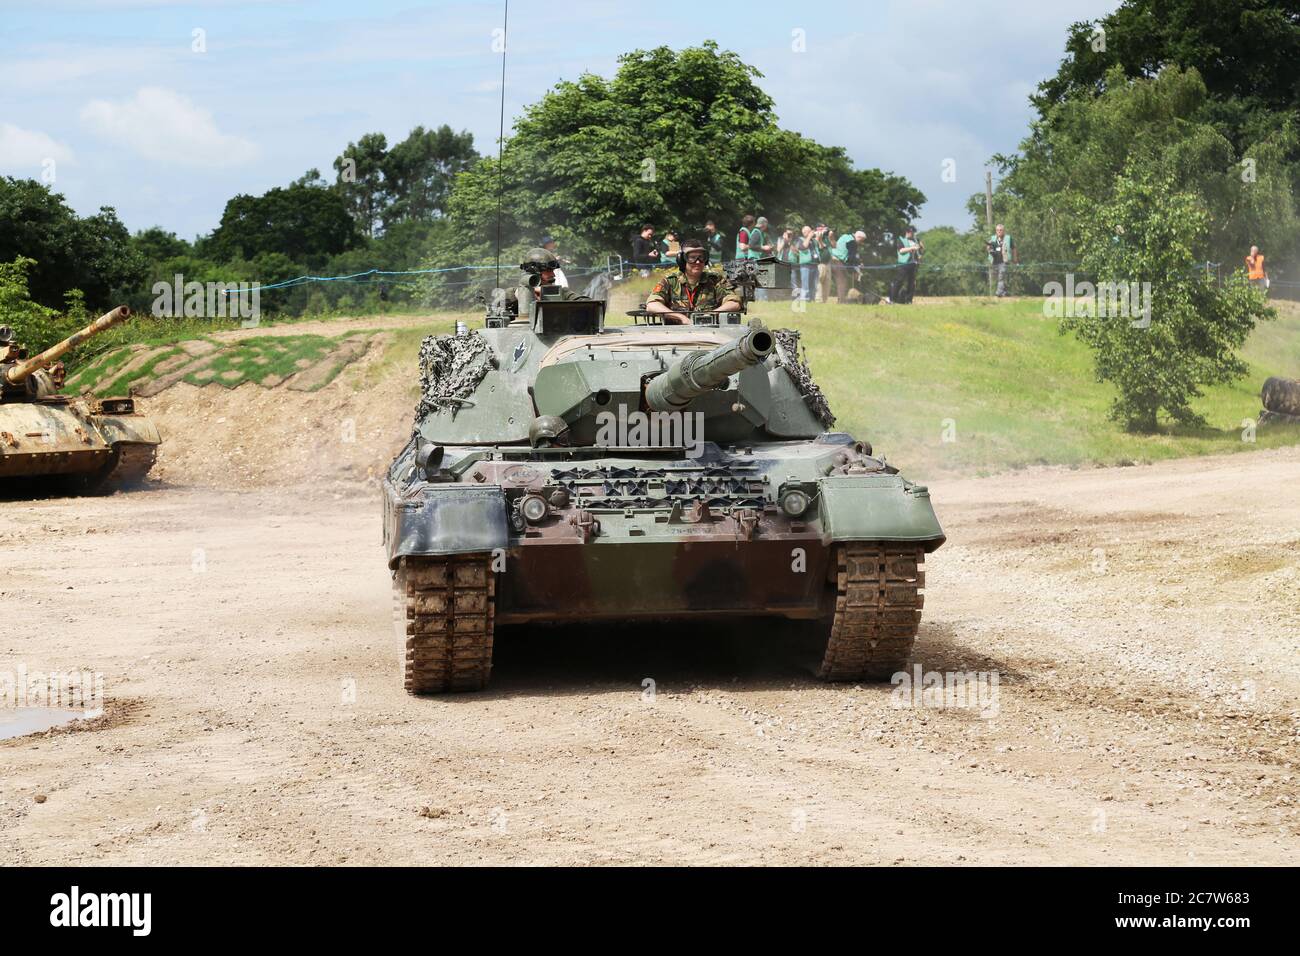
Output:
[797,226,818,302]
[1246,245,1268,293]
[888,226,922,304]
[735,214,755,261]
[631,223,659,277]
[660,230,680,267]
[703,220,724,265]
[986,223,1016,297]
[749,216,774,300]
[778,228,798,298]
[815,224,833,302]
[831,229,865,303]
[749,217,774,258]
[541,234,568,288]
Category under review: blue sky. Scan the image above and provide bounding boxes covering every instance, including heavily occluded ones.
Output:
[0,0,1117,240]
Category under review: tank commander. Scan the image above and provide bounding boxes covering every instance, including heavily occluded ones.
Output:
[644,237,743,325]
[508,247,586,316]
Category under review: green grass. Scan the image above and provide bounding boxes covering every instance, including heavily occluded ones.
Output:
[182,334,338,388]
[734,295,1300,480]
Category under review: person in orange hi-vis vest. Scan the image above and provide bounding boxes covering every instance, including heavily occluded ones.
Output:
[1246,246,1268,293]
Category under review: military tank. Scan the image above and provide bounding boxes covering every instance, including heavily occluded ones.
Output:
[384,279,945,694]
[0,306,160,492]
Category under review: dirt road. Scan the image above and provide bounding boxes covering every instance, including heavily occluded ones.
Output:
[2,447,1296,865]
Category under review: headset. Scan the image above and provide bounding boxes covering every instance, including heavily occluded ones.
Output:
[676,242,709,272]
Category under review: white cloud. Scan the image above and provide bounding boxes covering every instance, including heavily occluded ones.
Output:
[80,87,259,168]
[0,123,75,171]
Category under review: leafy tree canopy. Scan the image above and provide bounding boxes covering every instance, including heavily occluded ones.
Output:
[332,125,479,238]
[1035,0,1300,149]
[208,183,361,266]
[982,66,1299,268]
[444,42,924,260]
[0,177,145,311]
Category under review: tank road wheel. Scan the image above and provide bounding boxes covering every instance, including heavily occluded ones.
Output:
[395,554,495,694]
[816,543,925,682]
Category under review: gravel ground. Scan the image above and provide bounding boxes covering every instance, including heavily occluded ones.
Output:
[0,446,1296,865]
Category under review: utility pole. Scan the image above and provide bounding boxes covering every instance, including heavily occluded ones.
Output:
[985,171,995,297]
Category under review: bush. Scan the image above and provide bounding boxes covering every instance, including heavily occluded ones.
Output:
[1061,165,1272,432]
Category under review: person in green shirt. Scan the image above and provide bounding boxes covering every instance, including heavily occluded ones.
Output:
[888,226,923,304]
[830,230,865,303]
[704,220,724,265]
[747,216,774,300]
[735,214,756,260]
[986,224,1015,297]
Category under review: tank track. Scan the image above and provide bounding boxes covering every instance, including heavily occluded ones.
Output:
[100,443,157,489]
[72,442,157,495]
[817,543,925,681]
[396,554,495,694]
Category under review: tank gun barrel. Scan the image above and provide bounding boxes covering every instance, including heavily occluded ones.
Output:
[3,306,131,385]
[644,327,775,411]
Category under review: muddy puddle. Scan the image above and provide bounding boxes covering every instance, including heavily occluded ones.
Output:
[0,708,97,741]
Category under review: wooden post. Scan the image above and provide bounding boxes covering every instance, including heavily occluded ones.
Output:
[985,171,995,297]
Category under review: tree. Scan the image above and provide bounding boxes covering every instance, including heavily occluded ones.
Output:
[0,257,62,350]
[443,42,923,262]
[1035,0,1300,148]
[208,184,360,266]
[333,133,389,239]
[1059,164,1271,432]
[0,177,146,310]
[984,66,1300,273]
[131,227,192,263]
[381,125,478,228]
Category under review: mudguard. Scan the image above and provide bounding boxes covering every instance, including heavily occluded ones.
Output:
[96,414,162,447]
[817,475,946,551]
[385,483,509,566]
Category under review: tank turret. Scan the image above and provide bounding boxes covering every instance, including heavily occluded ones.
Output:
[1,306,131,392]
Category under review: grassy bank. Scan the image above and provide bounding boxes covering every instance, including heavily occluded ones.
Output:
[740,295,1300,478]
[57,293,1300,479]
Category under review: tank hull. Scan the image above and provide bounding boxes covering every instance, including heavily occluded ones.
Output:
[385,438,943,692]
[0,397,160,483]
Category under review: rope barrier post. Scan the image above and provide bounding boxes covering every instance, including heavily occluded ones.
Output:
[984,171,995,297]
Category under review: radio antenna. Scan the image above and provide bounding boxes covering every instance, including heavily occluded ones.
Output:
[494,0,509,290]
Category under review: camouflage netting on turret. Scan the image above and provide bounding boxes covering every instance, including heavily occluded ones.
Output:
[774,329,835,428]
[414,331,495,426]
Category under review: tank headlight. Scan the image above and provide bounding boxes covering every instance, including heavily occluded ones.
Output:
[521,494,549,523]
[779,489,811,517]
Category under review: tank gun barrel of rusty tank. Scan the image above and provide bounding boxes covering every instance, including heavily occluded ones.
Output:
[2,306,131,386]
[644,326,775,411]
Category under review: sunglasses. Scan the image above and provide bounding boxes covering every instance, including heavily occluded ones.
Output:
[683,252,708,263]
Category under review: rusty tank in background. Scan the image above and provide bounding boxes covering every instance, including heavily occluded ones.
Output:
[1260,375,1300,425]
[0,306,160,492]
[382,268,945,694]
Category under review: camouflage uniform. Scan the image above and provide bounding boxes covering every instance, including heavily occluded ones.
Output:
[645,271,741,313]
